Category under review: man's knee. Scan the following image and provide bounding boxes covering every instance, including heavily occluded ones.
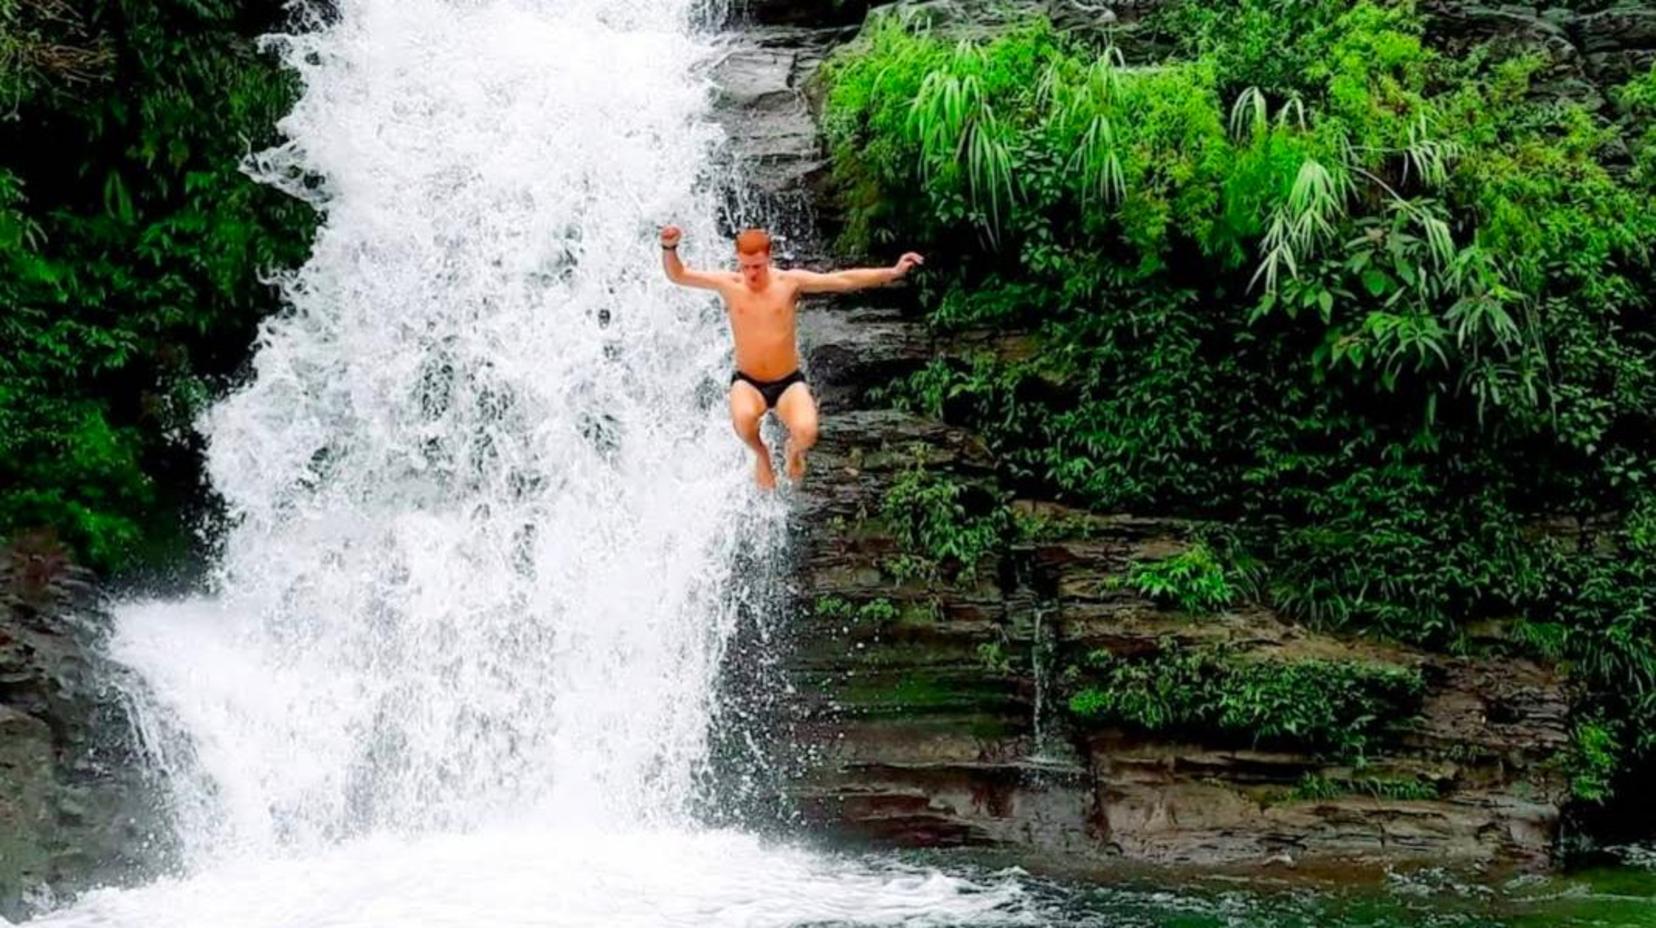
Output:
[729,385,766,439]
[730,402,764,442]
[792,416,819,449]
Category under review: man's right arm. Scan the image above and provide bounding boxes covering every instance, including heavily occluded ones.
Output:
[660,225,730,292]
[789,252,925,294]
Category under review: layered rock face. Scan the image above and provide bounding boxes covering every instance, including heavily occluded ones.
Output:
[770,307,1570,870]
[1424,1,1656,96]
[705,0,1629,870]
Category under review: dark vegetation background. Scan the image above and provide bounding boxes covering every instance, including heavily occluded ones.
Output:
[1,0,315,582]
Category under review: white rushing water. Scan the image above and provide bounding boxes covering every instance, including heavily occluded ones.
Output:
[24,1,1027,925]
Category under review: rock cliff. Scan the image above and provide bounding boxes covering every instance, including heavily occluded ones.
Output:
[705,0,1636,870]
[767,305,1571,869]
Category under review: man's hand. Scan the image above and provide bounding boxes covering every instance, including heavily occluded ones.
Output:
[661,225,732,292]
[894,252,925,276]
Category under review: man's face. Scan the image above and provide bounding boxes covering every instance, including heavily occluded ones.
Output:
[737,250,770,289]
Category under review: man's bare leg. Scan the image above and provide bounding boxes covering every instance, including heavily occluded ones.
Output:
[729,381,776,490]
[775,382,819,482]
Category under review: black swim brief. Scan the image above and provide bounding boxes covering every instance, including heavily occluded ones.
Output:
[731,369,807,409]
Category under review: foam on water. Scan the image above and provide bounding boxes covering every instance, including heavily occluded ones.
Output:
[22,0,1032,924]
[29,831,1029,928]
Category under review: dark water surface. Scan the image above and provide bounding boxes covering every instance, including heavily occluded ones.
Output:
[870,845,1656,928]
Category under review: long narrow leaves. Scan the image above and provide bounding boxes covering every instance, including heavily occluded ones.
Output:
[1252,158,1348,294]
[1230,86,1267,141]
[909,49,1020,244]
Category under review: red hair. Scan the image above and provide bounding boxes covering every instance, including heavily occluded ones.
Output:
[735,228,771,256]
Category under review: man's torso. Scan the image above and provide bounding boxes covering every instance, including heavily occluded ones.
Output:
[721,273,801,381]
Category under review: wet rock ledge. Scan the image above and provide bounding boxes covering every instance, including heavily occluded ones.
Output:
[0,539,167,921]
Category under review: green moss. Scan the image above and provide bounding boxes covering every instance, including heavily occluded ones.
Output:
[839,671,1002,714]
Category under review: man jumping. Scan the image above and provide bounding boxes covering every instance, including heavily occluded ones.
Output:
[660,225,923,490]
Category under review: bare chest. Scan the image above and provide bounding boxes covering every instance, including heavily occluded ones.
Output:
[726,290,797,326]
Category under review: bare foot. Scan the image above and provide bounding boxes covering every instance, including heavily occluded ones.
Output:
[785,441,808,482]
[754,451,777,490]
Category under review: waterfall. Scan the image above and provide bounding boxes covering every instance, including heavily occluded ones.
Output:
[111,0,759,861]
[21,2,1027,923]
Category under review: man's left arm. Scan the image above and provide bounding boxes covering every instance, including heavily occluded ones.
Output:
[791,252,924,294]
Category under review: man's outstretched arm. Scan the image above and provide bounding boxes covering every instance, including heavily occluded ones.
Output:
[791,252,925,294]
[660,225,732,291]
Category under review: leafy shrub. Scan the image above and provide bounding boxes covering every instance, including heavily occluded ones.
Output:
[1011,506,1098,542]
[1120,541,1236,614]
[813,595,903,625]
[1616,63,1656,189]
[1066,643,1425,756]
[977,640,1013,673]
[1568,718,1622,804]
[879,449,1011,580]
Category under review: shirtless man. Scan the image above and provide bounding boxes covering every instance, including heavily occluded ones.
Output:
[660,225,924,489]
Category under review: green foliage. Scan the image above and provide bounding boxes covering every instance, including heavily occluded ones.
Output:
[827,2,1655,425]
[1,0,111,109]
[1286,772,1440,803]
[813,595,903,625]
[1011,506,1098,542]
[1617,64,1656,190]
[1066,643,1425,756]
[1568,718,1622,804]
[1120,541,1235,614]
[976,640,1012,673]
[1,1,315,572]
[859,598,900,624]
[813,595,853,620]
[879,448,1011,580]
[825,0,1656,793]
[1265,468,1547,642]
[1152,0,1364,99]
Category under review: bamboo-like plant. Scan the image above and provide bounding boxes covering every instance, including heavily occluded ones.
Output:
[909,43,1019,245]
[1043,51,1127,208]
